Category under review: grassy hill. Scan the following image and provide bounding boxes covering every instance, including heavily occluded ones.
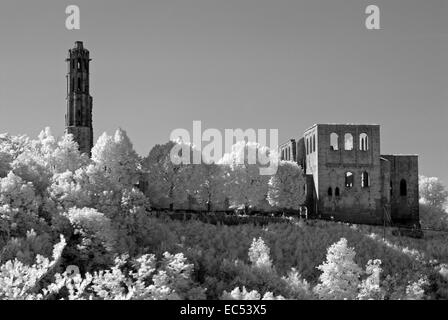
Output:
[143,216,448,299]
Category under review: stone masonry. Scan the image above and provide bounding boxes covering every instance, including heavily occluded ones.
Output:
[280,124,419,226]
[65,41,93,157]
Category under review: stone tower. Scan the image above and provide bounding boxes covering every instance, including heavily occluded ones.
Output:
[65,41,93,156]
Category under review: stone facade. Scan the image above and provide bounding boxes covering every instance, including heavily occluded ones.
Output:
[65,41,93,157]
[280,124,419,226]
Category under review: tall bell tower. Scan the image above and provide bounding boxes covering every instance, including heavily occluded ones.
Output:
[65,41,93,156]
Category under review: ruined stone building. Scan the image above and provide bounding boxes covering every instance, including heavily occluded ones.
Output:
[280,124,419,226]
[65,41,93,156]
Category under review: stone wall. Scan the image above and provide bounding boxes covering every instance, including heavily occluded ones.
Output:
[381,154,419,226]
[308,124,384,224]
[279,139,296,161]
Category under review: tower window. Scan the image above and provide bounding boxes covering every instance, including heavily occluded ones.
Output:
[306,138,309,155]
[400,179,407,196]
[330,133,339,150]
[328,187,333,197]
[345,172,354,188]
[344,133,353,150]
[361,171,369,188]
[77,60,81,70]
[335,187,340,197]
[313,135,316,152]
[360,133,369,151]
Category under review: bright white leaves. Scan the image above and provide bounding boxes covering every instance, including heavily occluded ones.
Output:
[221,286,284,300]
[0,235,66,300]
[91,128,141,187]
[0,172,37,211]
[419,175,448,209]
[142,140,194,209]
[219,141,275,211]
[267,161,306,210]
[314,238,362,300]
[248,237,272,270]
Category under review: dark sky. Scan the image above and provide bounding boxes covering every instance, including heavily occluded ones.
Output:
[0,0,447,183]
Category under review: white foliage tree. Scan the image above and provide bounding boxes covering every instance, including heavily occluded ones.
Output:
[66,207,116,252]
[314,238,362,300]
[91,129,141,187]
[10,127,77,195]
[0,133,31,177]
[248,237,272,270]
[419,176,448,209]
[357,259,384,300]
[0,235,66,300]
[187,163,226,211]
[142,140,197,210]
[405,277,428,300]
[267,160,306,211]
[52,133,88,174]
[221,286,284,300]
[219,141,274,212]
[48,170,91,211]
[12,129,52,195]
[281,268,312,299]
[0,172,37,212]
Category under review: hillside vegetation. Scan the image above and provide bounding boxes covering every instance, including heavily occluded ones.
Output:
[1,128,447,300]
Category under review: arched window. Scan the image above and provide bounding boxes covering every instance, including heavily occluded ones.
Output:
[335,187,340,197]
[313,135,316,152]
[400,179,407,196]
[328,187,333,196]
[306,138,309,155]
[330,133,338,150]
[344,133,353,150]
[361,171,369,188]
[345,172,354,188]
[77,60,81,70]
[359,133,369,151]
[281,149,284,160]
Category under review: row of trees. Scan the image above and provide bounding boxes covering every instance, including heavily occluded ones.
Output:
[2,128,447,219]
[143,140,306,212]
[1,128,307,215]
[5,127,447,216]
